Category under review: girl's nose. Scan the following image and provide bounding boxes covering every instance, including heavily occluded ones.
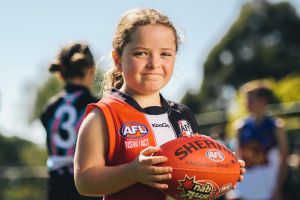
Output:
[146,54,160,69]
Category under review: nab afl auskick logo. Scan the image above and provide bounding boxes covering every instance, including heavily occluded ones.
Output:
[119,122,148,139]
[206,149,225,162]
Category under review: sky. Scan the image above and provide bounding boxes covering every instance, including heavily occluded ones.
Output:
[1,0,299,146]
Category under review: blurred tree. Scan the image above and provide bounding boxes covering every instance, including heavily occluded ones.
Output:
[0,134,46,166]
[183,0,300,113]
[28,75,63,123]
[0,133,47,200]
[1,179,47,200]
[274,74,300,103]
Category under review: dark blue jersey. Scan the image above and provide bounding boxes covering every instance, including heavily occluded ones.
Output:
[238,116,278,150]
[40,83,98,171]
[238,115,278,168]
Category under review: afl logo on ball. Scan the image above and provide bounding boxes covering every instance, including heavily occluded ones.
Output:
[206,149,225,162]
[119,122,148,139]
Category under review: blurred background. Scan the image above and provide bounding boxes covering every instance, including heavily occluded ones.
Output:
[1,0,300,199]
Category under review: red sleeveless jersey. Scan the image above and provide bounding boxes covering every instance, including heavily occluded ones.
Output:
[85,89,199,200]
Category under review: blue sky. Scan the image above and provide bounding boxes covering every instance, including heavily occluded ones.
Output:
[0,0,299,145]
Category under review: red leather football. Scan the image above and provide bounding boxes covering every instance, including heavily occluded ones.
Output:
[155,135,240,200]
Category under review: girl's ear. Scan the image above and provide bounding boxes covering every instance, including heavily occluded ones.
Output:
[112,51,122,72]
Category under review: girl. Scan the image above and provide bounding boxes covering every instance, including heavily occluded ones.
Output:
[40,42,100,200]
[74,8,245,200]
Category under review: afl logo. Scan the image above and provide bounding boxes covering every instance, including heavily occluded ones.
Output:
[178,120,193,136]
[119,122,149,139]
[206,149,225,162]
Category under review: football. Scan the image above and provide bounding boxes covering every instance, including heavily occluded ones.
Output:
[155,135,240,200]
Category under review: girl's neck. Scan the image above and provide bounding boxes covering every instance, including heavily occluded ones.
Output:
[120,86,161,108]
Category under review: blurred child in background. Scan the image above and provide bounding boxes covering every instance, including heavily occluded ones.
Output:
[40,42,100,200]
[231,80,288,200]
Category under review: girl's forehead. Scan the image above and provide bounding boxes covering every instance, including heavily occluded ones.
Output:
[128,24,176,46]
[133,24,174,34]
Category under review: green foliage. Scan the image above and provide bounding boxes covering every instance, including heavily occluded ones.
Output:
[29,75,63,123]
[181,92,203,113]
[0,179,47,200]
[91,67,104,98]
[0,134,46,166]
[274,74,300,103]
[184,0,300,113]
[0,133,47,200]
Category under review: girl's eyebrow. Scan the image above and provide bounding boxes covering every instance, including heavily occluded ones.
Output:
[161,47,176,51]
[131,47,148,51]
[131,47,175,51]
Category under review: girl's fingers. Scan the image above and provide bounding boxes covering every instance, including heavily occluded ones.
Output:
[238,159,246,182]
[146,165,172,174]
[233,183,237,189]
[240,167,246,175]
[146,182,169,190]
[140,146,161,156]
[141,155,168,165]
[148,173,172,181]
[238,159,245,167]
[238,175,244,182]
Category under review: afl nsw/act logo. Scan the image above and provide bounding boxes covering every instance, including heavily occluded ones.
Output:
[119,122,149,138]
[206,149,225,162]
[178,120,193,136]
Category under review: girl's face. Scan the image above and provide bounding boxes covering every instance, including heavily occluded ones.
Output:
[115,24,176,95]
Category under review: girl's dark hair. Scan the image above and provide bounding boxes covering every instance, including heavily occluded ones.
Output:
[103,8,180,92]
[49,42,95,80]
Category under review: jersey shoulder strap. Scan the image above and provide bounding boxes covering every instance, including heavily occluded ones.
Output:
[84,100,117,163]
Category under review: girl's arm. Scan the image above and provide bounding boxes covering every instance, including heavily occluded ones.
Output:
[74,108,172,196]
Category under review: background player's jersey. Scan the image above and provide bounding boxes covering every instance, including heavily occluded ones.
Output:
[236,116,281,199]
[238,116,278,168]
[41,84,98,171]
[85,88,199,200]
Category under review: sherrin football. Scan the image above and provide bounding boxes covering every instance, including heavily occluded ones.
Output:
[155,135,240,200]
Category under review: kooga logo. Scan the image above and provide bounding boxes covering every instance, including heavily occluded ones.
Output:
[152,123,170,128]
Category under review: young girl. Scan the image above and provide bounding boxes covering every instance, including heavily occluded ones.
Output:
[74,8,245,200]
[40,42,100,200]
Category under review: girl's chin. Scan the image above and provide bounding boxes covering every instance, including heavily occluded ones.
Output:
[125,83,166,95]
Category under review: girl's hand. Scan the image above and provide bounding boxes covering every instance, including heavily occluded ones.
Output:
[238,159,246,182]
[233,159,246,189]
[131,146,172,190]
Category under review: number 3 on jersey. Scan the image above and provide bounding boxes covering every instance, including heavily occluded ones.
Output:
[53,104,77,149]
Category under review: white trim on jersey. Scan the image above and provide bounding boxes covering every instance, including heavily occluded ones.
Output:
[145,113,177,146]
[47,155,73,171]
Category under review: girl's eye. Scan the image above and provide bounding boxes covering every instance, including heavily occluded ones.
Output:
[133,51,148,56]
[161,52,172,57]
